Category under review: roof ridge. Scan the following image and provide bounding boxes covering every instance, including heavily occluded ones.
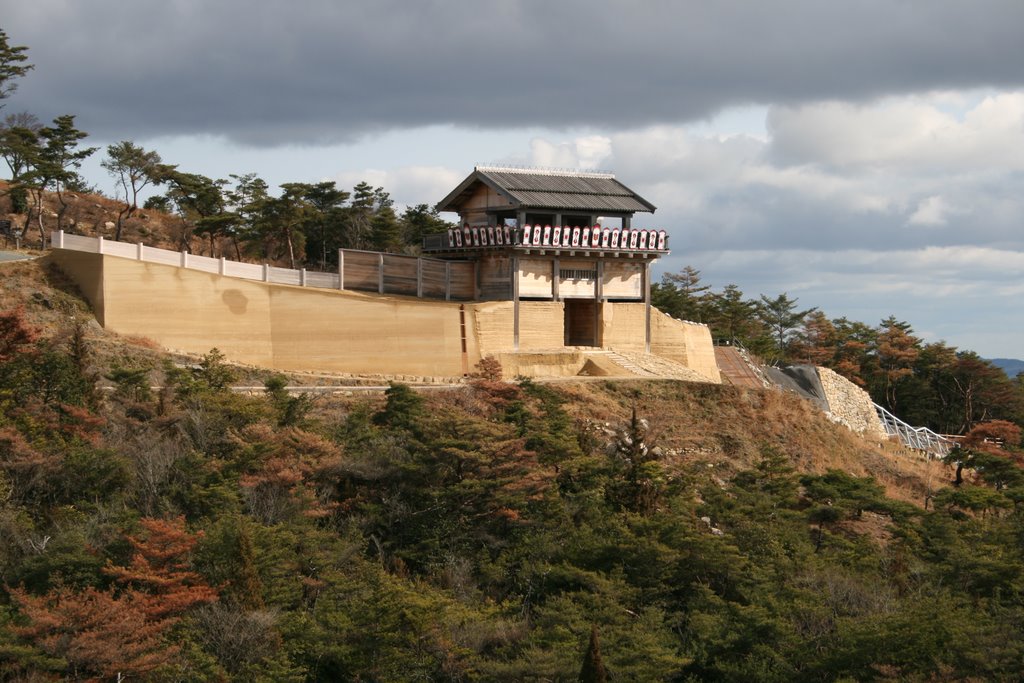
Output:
[476,164,615,179]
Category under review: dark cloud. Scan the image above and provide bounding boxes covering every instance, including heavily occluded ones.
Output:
[5,0,1024,144]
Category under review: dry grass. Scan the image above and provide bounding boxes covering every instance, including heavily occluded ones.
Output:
[555,379,941,508]
[1,179,185,251]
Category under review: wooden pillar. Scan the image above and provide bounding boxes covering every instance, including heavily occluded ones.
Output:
[338,249,345,290]
[595,260,604,347]
[644,259,651,353]
[552,257,560,301]
[513,256,520,351]
[378,253,384,294]
[416,257,423,298]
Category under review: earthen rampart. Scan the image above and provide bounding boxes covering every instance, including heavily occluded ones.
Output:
[50,248,721,382]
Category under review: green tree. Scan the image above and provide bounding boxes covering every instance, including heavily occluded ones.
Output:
[101,141,166,241]
[342,181,387,250]
[300,181,350,270]
[37,115,97,234]
[255,183,311,268]
[163,171,228,252]
[224,172,269,259]
[370,204,402,252]
[0,29,32,107]
[401,203,452,248]
[652,265,712,323]
[373,382,424,433]
[758,292,816,362]
[0,112,41,213]
[706,284,764,347]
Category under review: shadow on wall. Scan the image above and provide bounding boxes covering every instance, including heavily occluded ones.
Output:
[222,289,248,314]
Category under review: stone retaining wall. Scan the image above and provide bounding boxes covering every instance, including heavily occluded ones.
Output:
[817,367,887,439]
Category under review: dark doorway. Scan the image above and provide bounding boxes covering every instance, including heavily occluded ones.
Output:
[565,299,598,346]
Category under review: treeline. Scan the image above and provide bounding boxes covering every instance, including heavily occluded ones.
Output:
[140,170,453,268]
[0,30,451,267]
[4,305,1024,680]
[654,265,1024,434]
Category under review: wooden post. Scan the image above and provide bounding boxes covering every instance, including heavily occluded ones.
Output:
[300,268,307,286]
[416,257,423,298]
[644,260,651,353]
[513,256,520,351]
[338,249,345,289]
[97,236,104,254]
[180,250,188,268]
[137,242,144,261]
[262,263,269,282]
[378,253,384,294]
[552,257,560,301]
[595,260,604,348]
[218,256,225,274]
[56,230,65,248]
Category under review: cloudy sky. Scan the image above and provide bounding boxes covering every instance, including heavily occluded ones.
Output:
[5,1,1024,358]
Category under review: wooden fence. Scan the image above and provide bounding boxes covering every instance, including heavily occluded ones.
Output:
[51,231,477,301]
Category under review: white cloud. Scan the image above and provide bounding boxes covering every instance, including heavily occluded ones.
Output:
[907,195,950,226]
[528,135,612,169]
[330,166,464,210]
[766,92,1024,173]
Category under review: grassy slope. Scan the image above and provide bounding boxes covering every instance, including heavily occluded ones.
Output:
[0,254,947,510]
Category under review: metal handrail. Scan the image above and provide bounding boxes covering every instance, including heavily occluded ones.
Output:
[874,403,955,458]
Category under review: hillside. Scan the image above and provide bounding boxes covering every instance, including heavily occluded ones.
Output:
[10,255,1024,680]
[1,179,199,253]
[0,253,939,504]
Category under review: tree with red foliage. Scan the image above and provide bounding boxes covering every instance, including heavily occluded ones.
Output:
[0,307,38,362]
[104,516,218,621]
[876,317,920,413]
[8,584,175,681]
[7,517,217,679]
[947,420,1023,488]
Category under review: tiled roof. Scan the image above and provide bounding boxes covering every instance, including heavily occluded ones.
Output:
[437,167,656,214]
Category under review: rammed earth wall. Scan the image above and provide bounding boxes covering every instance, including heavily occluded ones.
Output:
[50,249,721,382]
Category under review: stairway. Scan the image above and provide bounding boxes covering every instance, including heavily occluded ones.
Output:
[874,403,955,458]
[714,346,769,388]
[603,351,658,377]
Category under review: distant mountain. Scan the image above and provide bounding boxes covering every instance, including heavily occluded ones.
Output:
[989,358,1024,378]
